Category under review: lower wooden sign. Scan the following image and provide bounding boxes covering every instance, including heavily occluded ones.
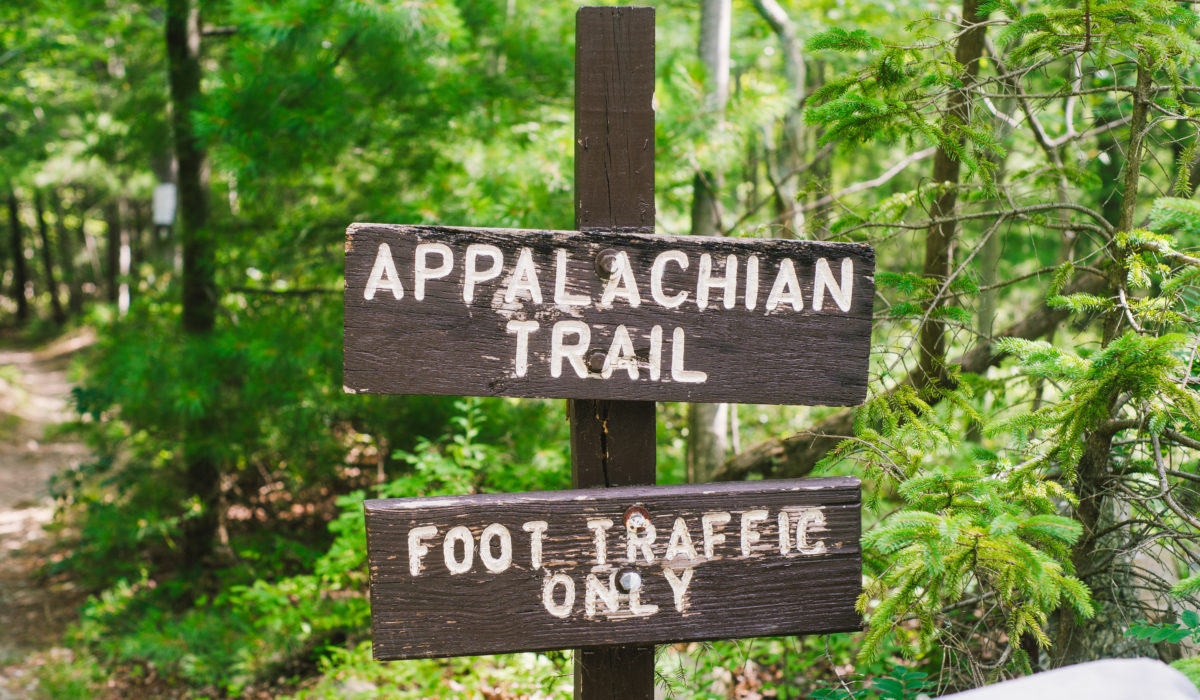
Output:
[365,477,862,660]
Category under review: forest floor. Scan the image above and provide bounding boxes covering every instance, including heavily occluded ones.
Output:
[0,328,94,699]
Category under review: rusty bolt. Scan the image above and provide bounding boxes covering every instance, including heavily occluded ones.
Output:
[587,350,607,374]
[594,248,620,278]
[623,505,650,531]
[616,570,642,594]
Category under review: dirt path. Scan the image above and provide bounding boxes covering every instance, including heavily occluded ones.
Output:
[0,329,95,698]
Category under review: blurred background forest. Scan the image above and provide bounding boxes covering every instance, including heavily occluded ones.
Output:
[1,0,1199,697]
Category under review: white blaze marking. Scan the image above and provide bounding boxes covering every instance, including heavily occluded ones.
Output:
[407,525,438,577]
[505,320,539,377]
[551,320,590,378]
[522,520,548,570]
[443,525,474,575]
[650,250,689,308]
[740,509,769,557]
[504,248,543,303]
[664,517,697,561]
[625,521,656,564]
[813,257,854,311]
[663,567,695,612]
[413,242,453,301]
[554,249,590,306]
[794,508,828,554]
[479,523,513,573]
[765,259,804,312]
[701,511,731,558]
[364,242,404,300]
[602,325,639,380]
[585,573,621,618]
[462,244,503,303]
[697,253,738,310]
[586,518,614,566]
[598,251,641,308]
[670,327,707,383]
[648,325,663,381]
[542,572,575,618]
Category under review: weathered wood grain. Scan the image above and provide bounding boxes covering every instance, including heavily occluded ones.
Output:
[366,477,862,660]
[572,8,658,698]
[343,224,875,406]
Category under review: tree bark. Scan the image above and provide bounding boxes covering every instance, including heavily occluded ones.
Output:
[752,0,805,236]
[916,0,987,394]
[168,0,219,568]
[1052,62,1155,668]
[50,190,84,315]
[6,188,30,323]
[34,190,66,325]
[687,0,733,483]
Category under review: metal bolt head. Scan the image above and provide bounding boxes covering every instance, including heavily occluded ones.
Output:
[587,350,607,374]
[623,505,650,530]
[594,248,620,278]
[616,570,641,594]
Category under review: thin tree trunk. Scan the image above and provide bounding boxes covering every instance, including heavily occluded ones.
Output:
[687,0,732,483]
[104,199,121,304]
[6,188,30,323]
[50,189,83,314]
[916,0,987,394]
[168,0,219,568]
[1053,62,1155,667]
[34,190,66,325]
[752,0,805,236]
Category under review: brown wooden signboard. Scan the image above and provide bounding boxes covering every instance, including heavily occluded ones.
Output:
[365,477,861,660]
[344,224,875,406]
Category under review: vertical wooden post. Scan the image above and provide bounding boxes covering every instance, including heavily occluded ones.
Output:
[570,6,656,700]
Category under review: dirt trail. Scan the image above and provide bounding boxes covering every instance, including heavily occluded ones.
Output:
[0,329,95,697]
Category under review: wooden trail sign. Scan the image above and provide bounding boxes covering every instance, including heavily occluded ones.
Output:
[365,477,862,660]
[343,224,875,406]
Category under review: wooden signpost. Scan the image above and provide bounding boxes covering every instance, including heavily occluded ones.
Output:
[344,7,873,698]
[366,478,861,659]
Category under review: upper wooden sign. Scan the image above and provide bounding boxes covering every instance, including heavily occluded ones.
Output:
[344,224,875,405]
[365,477,861,660]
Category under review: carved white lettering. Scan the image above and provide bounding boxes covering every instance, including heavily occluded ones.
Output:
[765,259,803,312]
[697,254,737,310]
[479,523,513,573]
[554,249,590,306]
[650,250,689,308]
[414,242,453,301]
[504,248,543,303]
[665,517,698,562]
[364,242,404,300]
[407,525,437,577]
[671,327,707,383]
[586,518,614,566]
[663,567,695,613]
[542,572,575,618]
[813,257,853,312]
[585,573,621,618]
[625,520,656,564]
[462,244,502,303]
[598,251,642,308]
[443,525,474,575]
[523,520,548,570]
[602,324,639,380]
[701,511,731,558]
[551,320,590,378]
[506,320,539,377]
[794,508,828,554]
[740,509,769,557]
[745,255,760,310]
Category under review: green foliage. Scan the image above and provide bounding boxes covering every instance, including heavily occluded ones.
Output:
[1172,657,1200,691]
[1127,609,1200,645]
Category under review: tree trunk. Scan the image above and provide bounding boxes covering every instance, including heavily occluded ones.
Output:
[1053,62,1155,667]
[752,0,805,237]
[34,190,66,325]
[50,190,84,315]
[104,199,120,304]
[168,0,219,569]
[687,0,732,483]
[916,0,987,395]
[6,188,30,323]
